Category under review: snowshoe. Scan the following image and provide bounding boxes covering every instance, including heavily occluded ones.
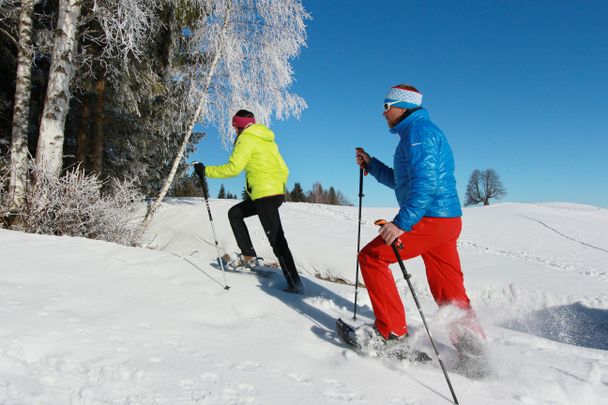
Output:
[336,318,431,364]
[453,328,494,379]
[219,253,275,277]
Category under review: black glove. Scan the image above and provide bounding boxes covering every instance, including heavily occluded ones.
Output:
[193,162,206,178]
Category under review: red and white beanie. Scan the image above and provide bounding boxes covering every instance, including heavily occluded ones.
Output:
[384,85,423,109]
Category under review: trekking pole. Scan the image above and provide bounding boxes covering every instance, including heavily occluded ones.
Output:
[194,163,230,290]
[353,148,366,319]
[374,219,459,405]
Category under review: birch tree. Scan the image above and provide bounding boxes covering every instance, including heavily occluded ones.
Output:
[143,0,309,228]
[8,0,33,211]
[35,0,82,177]
[35,0,160,177]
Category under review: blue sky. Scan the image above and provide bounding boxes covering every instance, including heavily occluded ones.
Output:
[191,0,608,208]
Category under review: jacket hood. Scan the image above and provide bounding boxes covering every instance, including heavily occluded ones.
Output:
[389,108,429,135]
[243,123,275,142]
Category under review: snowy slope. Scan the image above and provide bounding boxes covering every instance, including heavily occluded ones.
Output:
[1,200,607,404]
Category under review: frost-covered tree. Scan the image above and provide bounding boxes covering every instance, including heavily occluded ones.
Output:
[144,0,309,228]
[79,2,204,193]
[71,0,162,175]
[200,0,308,144]
[2,0,309,234]
[465,168,507,206]
[1,1,206,239]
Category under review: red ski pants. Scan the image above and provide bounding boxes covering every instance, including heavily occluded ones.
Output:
[358,216,473,339]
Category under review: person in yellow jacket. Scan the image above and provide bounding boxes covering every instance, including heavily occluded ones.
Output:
[193,110,303,293]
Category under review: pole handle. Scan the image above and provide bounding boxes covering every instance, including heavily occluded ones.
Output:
[373,219,403,249]
[355,147,368,176]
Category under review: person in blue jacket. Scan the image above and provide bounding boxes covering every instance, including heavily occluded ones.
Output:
[356,84,485,348]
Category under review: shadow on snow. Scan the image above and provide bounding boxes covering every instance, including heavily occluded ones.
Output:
[501,302,608,351]
[208,261,374,346]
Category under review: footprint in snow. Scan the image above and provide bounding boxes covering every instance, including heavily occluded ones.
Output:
[221,384,257,403]
[177,378,195,388]
[234,360,261,371]
[322,389,364,401]
[200,372,220,383]
[322,378,343,387]
[287,372,310,383]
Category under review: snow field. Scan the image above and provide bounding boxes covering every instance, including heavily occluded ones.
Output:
[0,200,607,404]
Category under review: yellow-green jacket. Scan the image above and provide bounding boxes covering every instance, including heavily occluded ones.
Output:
[205,123,289,200]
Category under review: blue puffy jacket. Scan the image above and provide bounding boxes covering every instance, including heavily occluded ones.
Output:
[366,108,462,231]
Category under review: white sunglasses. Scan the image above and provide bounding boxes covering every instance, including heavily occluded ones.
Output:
[383,101,402,112]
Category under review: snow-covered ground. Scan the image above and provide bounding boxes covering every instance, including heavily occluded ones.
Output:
[1,200,607,404]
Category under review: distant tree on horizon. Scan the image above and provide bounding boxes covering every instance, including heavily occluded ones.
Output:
[465,168,507,206]
[328,186,338,205]
[218,184,226,199]
[295,181,351,206]
[290,182,306,202]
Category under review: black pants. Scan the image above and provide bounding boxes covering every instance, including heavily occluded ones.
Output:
[228,195,302,288]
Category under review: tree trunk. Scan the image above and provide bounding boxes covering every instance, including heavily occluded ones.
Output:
[35,0,82,178]
[9,0,34,212]
[90,77,106,174]
[141,1,233,231]
[76,93,91,167]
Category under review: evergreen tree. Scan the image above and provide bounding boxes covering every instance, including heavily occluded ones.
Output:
[290,182,306,202]
[241,186,248,200]
[218,184,226,199]
[328,186,338,205]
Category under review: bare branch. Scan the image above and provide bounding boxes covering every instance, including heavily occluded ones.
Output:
[0,25,18,47]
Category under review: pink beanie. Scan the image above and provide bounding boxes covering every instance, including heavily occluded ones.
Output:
[232,115,256,129]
